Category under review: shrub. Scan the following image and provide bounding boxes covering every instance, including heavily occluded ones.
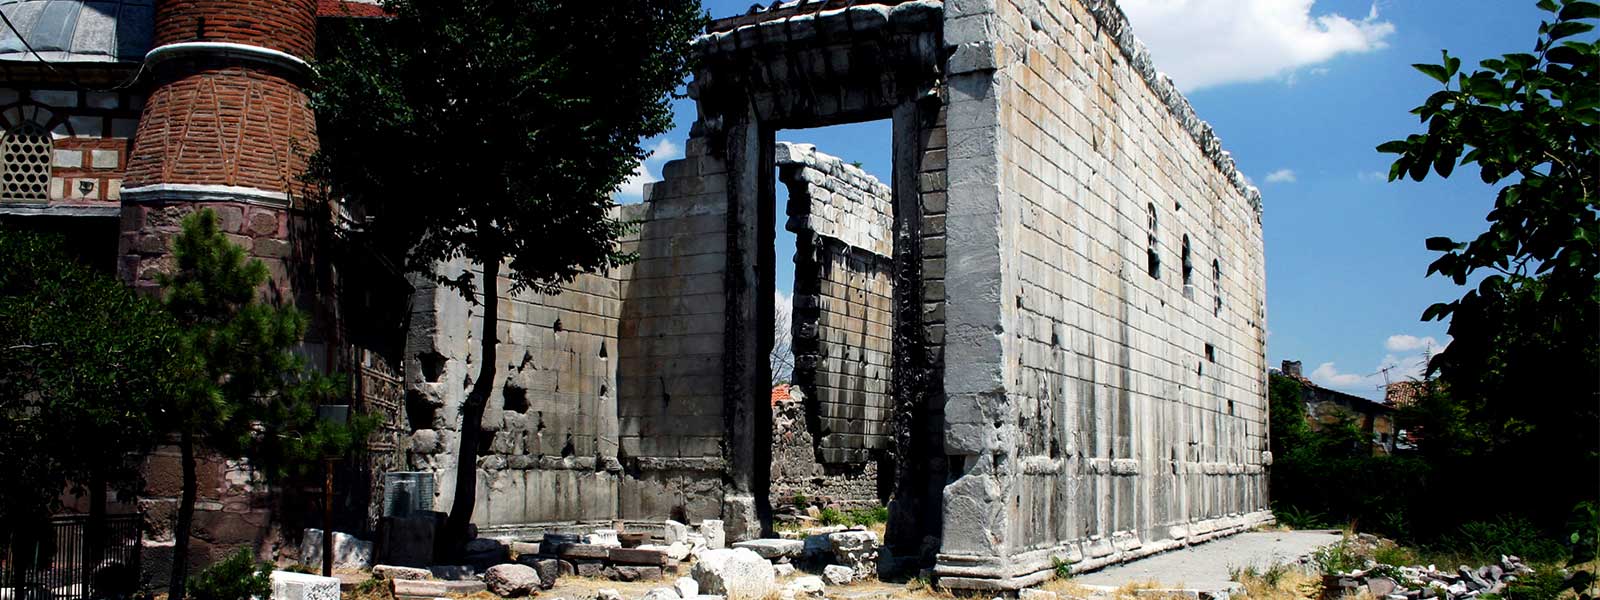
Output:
[1309,537,1365,575]
[1447,516,1568,564]
[188,549,271,600]
[846,506,890,526]
[817,508,846,526]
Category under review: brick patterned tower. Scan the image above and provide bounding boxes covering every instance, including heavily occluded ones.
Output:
[118,0,322,579]
[118,0,319,301]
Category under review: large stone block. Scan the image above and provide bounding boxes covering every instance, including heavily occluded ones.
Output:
[299,529,372,571]
[690,549,775,600]
[270,571,340,600]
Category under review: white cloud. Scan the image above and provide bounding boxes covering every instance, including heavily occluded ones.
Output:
[1118,0,1396,91]
[615,139,683,202]
[1307,333,1451,398]
[1358,170,1388,182]
[1264,169,1297,183]
[1384,334,1444,354]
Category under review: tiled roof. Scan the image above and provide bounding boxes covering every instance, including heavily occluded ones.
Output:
[771,384,791,405]
[0,0,154,63]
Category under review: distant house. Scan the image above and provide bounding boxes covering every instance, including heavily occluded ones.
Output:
[1276,360,1398,455]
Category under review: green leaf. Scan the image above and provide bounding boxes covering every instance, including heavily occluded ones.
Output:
[1413,62,1451,84]
[1425,236,1461,251]
[1560,1,1600,20]
[1421,302,1454,321]
[1376,140,1409,154]
[1443,50,1461,79]
[1550,21,1596,41]
[1537,0,1559,12]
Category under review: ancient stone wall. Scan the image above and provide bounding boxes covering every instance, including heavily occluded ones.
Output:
[936,0,1270,589]
[777,142,895,466]
[401,250,626,529]
[399,134,742,532]
[614,134,735,524]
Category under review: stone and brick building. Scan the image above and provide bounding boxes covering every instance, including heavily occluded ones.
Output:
[1,0,1271,591]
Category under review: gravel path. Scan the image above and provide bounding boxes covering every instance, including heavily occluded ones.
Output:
[1071,529,1342,592]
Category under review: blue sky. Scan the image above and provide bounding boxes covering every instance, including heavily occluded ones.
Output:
[616,0,1558,399]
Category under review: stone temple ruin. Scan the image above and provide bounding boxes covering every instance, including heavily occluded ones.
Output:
[0,0,1269,591]
[396,0,1270,589]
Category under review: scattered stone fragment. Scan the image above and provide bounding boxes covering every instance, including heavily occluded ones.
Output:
[826,531,878,578]
[428,565,475,581]
[690,548,776,600]
[774,564,796,578]
[598,589,622,600]
[731,539,804,560]
[787,576,824,597]
[1017,589,1057,600]
[484,564,540,597]
[665,520,690,545]
[642,587,680,600]
[700,521,726,550]
[674,576,700,599]
[371,565,431,581]
[822,565,853,586]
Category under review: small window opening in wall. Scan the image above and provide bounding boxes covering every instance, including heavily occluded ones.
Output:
[1212,258,1223,317]
[1204,343,1215,363]
[1146,203,1160,279]
[1,122,52,202]
[1181,234,1193,286]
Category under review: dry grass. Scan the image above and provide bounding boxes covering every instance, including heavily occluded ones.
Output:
[1230,564,1324,600]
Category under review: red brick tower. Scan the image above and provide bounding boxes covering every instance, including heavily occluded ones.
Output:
[117,0,322,578]
[118,0,320,301]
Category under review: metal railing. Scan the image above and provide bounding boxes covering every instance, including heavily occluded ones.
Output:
[1,514,141,600]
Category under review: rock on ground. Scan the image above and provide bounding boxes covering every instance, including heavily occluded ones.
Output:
[371,565,430,581]
[822,565,853,586]
[642,588,679,600]
[299,529,373,571]
[674,577,699,599]
[788,576,824,596]
[731,539,803,560]
[484,564,541,597]
[690,548,776,600]
[598,589,622,600]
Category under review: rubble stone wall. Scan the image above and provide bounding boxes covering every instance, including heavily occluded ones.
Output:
[936,0,1270,589]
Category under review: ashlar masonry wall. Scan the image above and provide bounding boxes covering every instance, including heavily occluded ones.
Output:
[936,0,1270,589]
[772,142,896,509]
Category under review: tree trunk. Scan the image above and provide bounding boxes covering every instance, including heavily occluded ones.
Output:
[442,257,500,558]
[168,431,197,600]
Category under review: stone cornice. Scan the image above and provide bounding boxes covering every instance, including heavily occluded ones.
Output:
[144,42,312,77]
[121,183,291,208]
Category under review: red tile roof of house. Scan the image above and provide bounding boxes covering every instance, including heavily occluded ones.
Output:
[771,384,791,405]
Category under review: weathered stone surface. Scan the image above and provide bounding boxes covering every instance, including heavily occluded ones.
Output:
[690,549,776,600]
[597,589,622,600]
[671,576,699,599]
[371,565,430,581]
[429,565,476,581]
[270,571,339,600]
[731,539,803,560]
[393,579,486,597]
[788,576,824,596]
[700,520,726,550]
[774,564,796,578]
[642,588,679,600]
[614,566,664,582]
[514,557,561,590]
[484,564,540,597]
[826,531,878,576]
[577,562,607,577]
[299,528,372,571]
[664,520,689,545]
[1017,589,1057,600]
[821,565,853,586]
[609,547,669,566]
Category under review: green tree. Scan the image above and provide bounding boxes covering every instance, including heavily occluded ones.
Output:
[310,0,705,553]
[159,210,368,600]
[1378,0,1598,530]
[0,229,177,588]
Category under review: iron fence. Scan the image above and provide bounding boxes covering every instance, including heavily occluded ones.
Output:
[1,514,141,600]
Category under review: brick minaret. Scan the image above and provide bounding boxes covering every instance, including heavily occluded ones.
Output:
[118,0,320,302]
[118,0,322,581]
